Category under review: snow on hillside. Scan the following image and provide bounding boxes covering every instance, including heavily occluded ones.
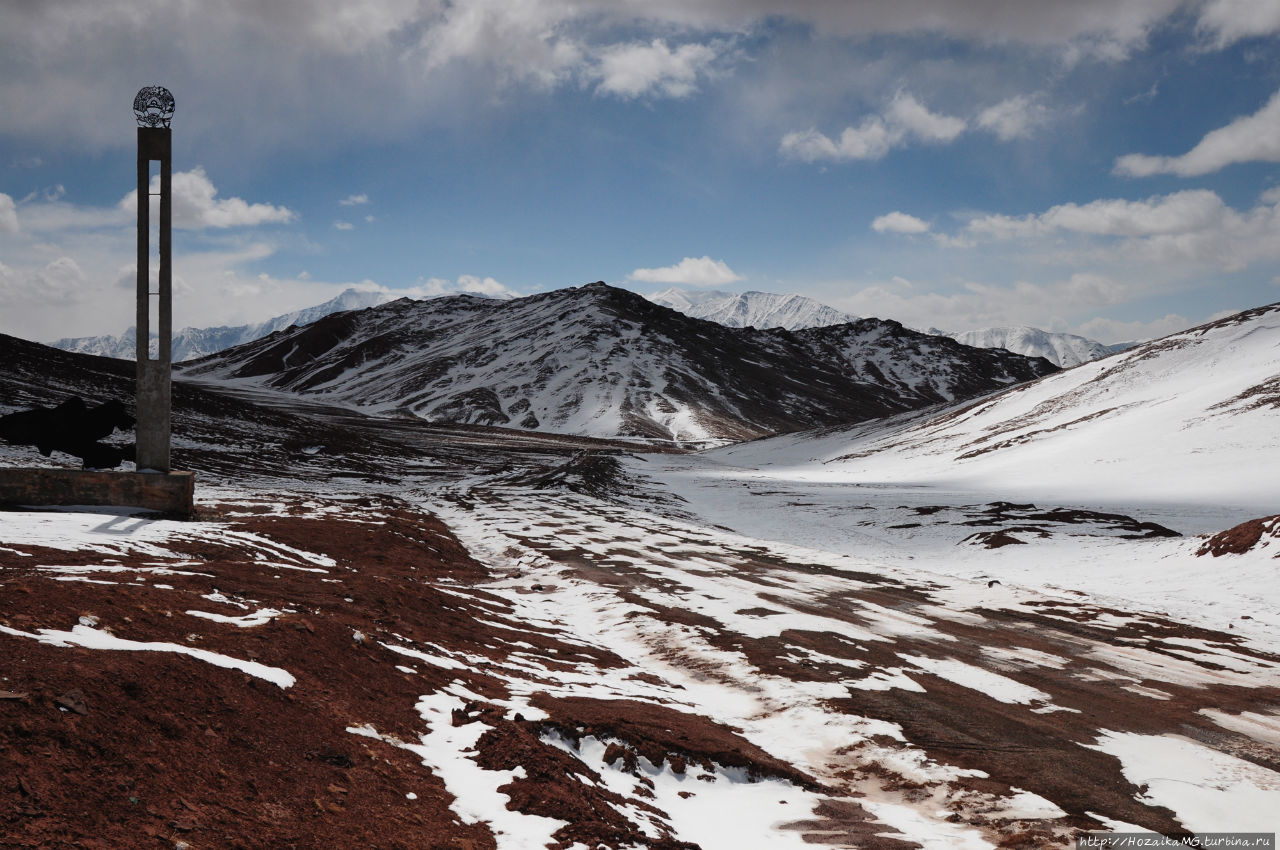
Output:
[180,282,1055,443]
[5,329,1280,845]
[710,302,1280,512]
[943,326,1124,368]
[795,320,1055,405]
[644,287,734,314]
[51,287,398,362]
[647,288,856,330]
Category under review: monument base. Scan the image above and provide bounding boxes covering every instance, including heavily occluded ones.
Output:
[0,468,195,516]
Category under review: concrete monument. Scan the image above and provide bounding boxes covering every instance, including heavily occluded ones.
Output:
[134,85,175,473]
[0,87,194,514]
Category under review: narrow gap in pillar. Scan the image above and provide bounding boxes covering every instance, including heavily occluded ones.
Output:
[148,159,161,361]
[148,289,160,361]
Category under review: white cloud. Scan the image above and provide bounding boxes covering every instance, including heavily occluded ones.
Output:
[885,91,965,142]
[592,39,720,99]
[1123,81,1160,105]
[628,256,743,286]
[408,274,518,299]
[0,193,17,233]
[0,256,87,305]
[415,0,585,89]
[1114,89,1280,177]
[120,167,295,229]
[780,122,891,162]
[456,274,518,298]
[1076,313,1193,344]
[781,92,965,162]
[1197,0,1280,47]
[339,193,369,206]
[828,186,1280,344]
[15,200,129,233]
[334,220,355,231]
[823,271,1166,344]
[872,212,930,234]
[968,190,1228,239]
[977,95,1050,141]
[961,189,1280,274]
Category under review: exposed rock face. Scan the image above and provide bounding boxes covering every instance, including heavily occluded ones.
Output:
[1197,515,1280,557]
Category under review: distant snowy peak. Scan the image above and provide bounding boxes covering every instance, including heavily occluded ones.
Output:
[647,288,1122,368]
[940,326,1127,369]
[265,288,399,335]
[647,288,856,330]
[645,288,735,314]
[51,327,139,362]
[182,282,1055,443]
[50,287,399,362]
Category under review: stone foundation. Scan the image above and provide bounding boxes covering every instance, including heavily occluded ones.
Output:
[0,468,195,516]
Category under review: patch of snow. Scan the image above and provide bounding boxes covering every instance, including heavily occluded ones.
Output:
[350,686,568,849]
[0,623,295,688]
[1198,709,1280,746]
[186,608,284,628]
[899,655,1053,705]
[1088,731,1280,832]
[545,732,825,849]
[379,641,469,670]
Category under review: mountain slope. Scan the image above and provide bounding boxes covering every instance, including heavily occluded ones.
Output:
[943,326,1124,368]
[714,302,1280,509]
[181,282,1056,443]
[795,320,1055,405]
[51,287,398,362]
[647,288,857,330]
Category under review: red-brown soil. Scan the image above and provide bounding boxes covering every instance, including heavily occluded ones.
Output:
[1197,514,1280,557]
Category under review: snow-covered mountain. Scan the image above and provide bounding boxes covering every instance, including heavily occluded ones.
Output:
[647,287,857,330]
[647,287,1131,368]
[182,282,1056,443]
[50,287,398,362]
[642,287,732,314]
[939,326,1129,368]
[715,302,1280,509]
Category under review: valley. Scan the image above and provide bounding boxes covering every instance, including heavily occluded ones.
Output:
[1,295,1278,848]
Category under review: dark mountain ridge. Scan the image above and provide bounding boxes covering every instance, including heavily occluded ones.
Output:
[181,282,1057,442]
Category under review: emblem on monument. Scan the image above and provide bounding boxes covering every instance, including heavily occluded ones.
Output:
[133,85,175,129]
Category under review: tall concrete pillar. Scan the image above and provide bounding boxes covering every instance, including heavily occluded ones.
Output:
[133,86,175,473]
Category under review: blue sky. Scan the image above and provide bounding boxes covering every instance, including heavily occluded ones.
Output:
[3,1,1280,344]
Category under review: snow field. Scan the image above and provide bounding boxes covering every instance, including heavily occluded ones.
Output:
[1089,731,1280,832]
[424,487,1112,846]
[643,454,1280,650]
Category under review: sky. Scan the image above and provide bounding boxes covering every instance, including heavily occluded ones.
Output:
[3,1,1280,344]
